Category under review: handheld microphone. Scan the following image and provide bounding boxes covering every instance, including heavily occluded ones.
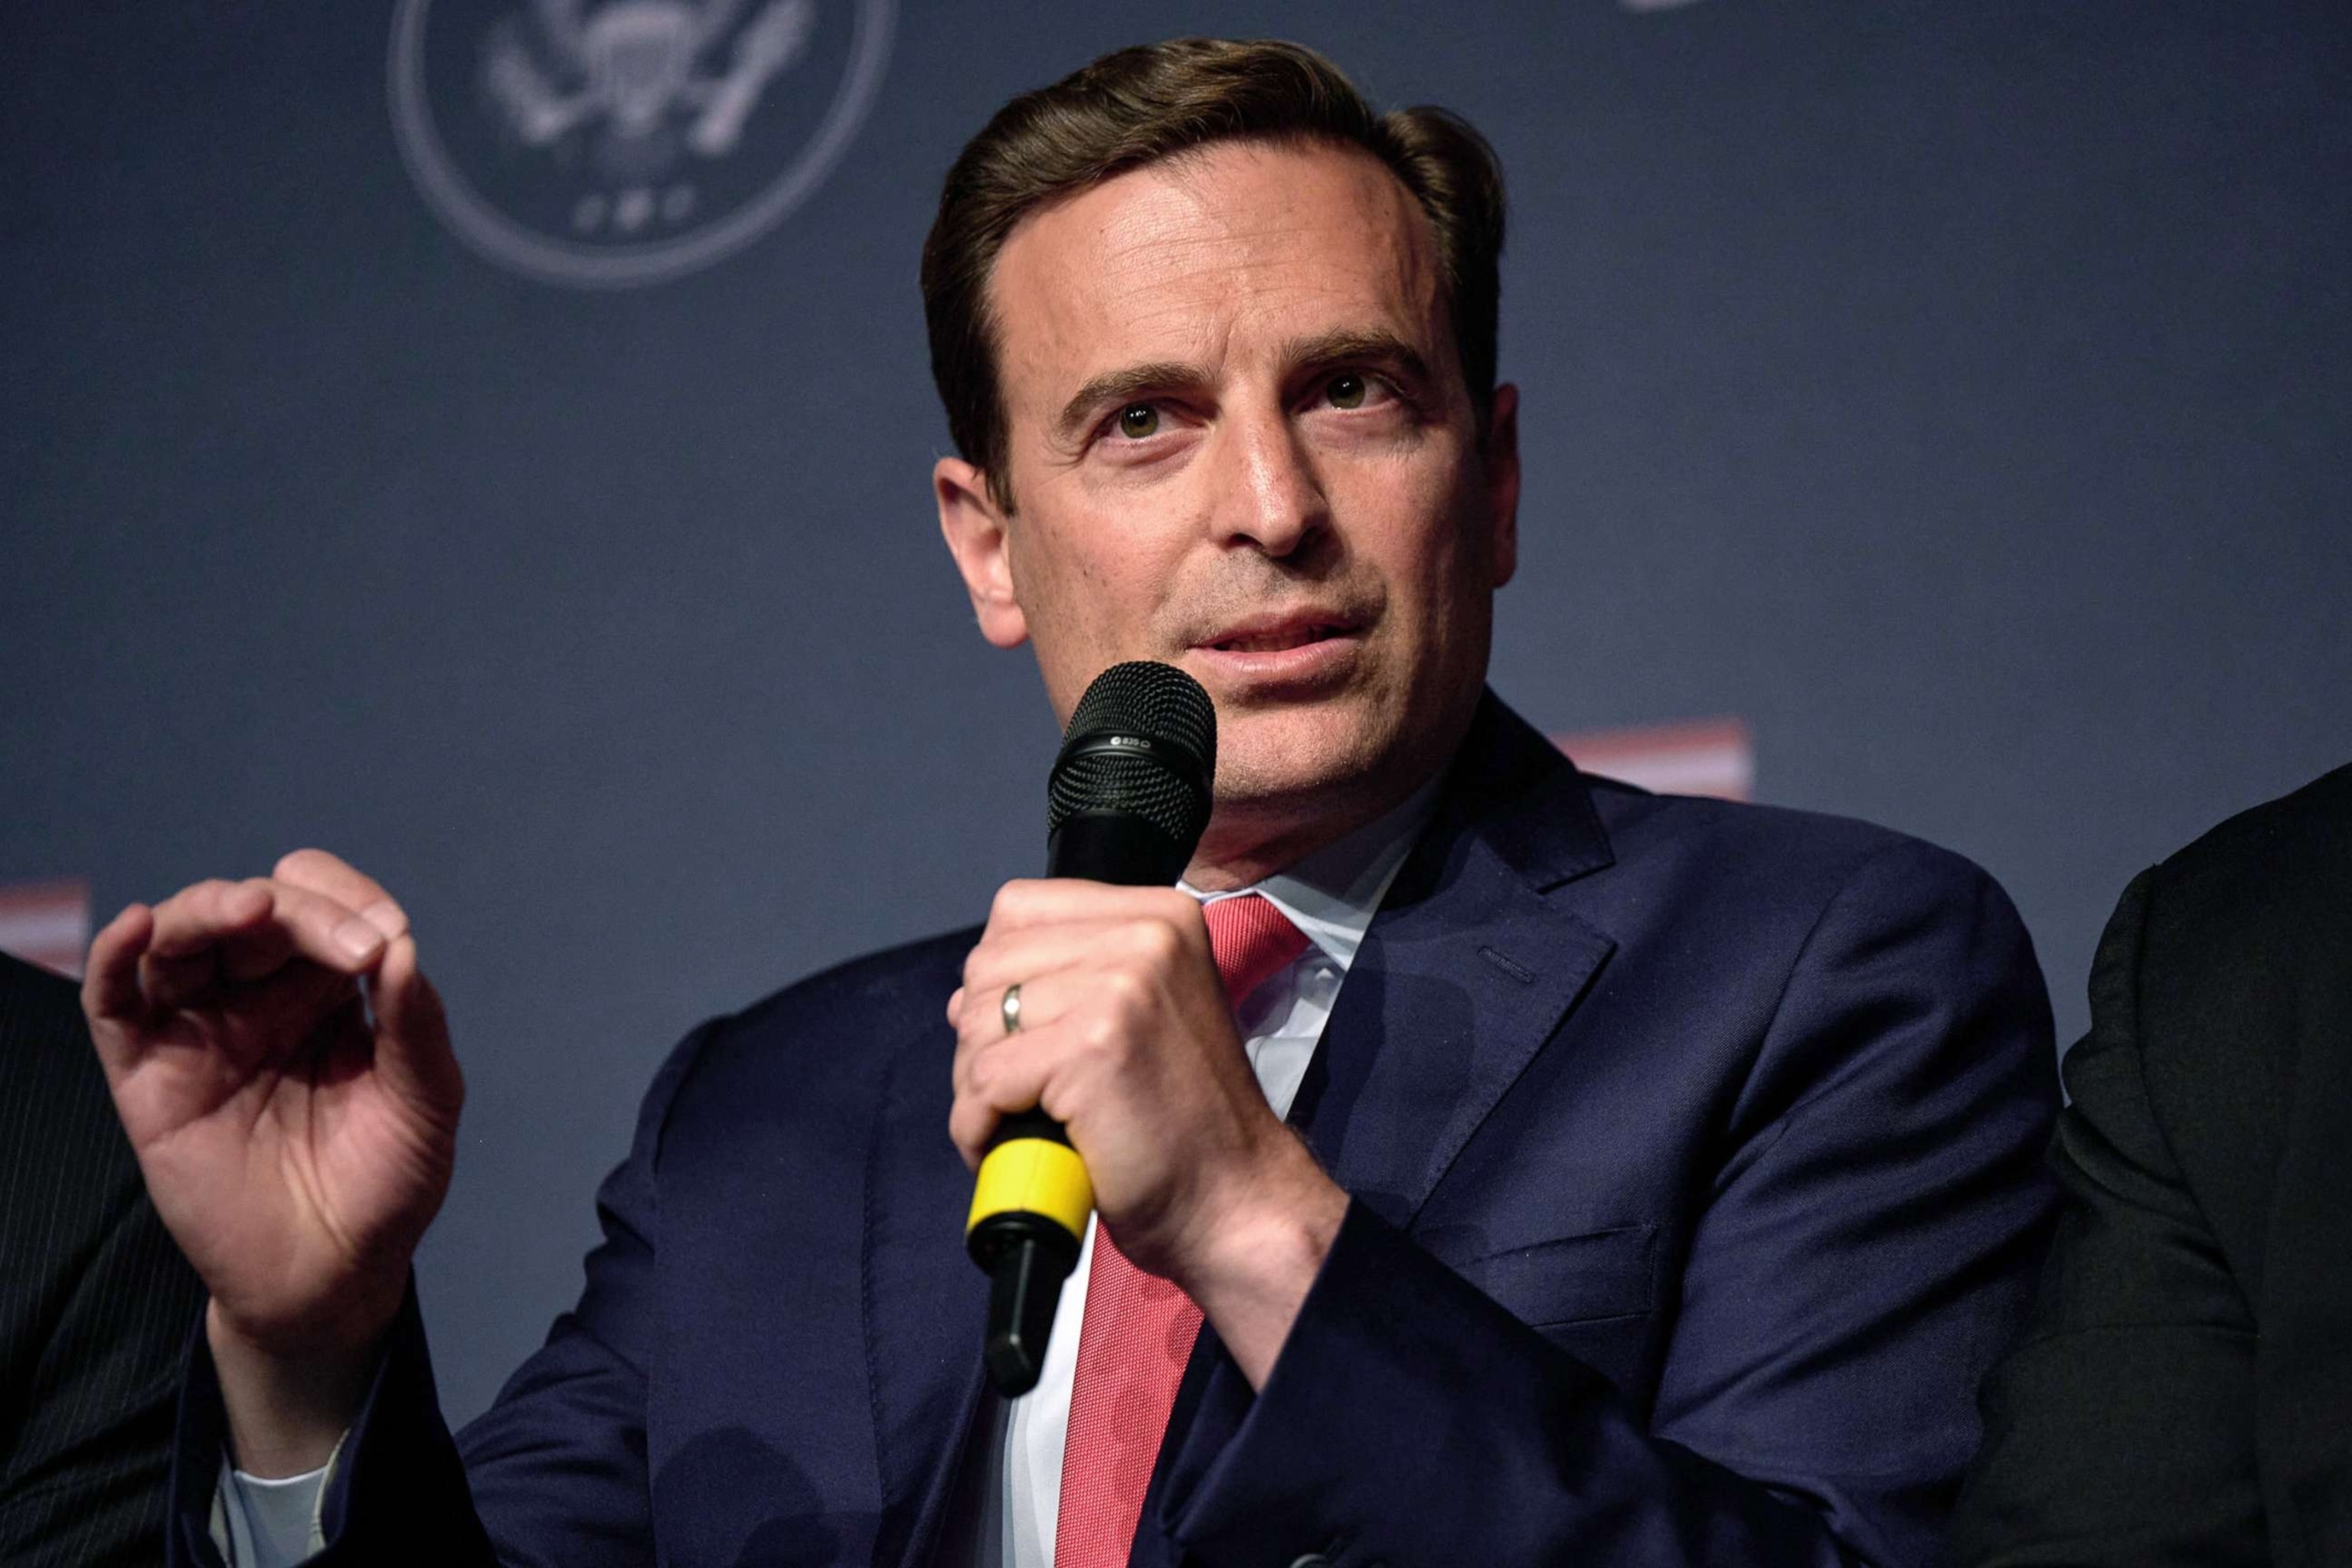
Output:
[965,661,1217,1396]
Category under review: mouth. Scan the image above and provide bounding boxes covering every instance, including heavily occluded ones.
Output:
[1184,609,1368,691]
[1195,612,1361,655]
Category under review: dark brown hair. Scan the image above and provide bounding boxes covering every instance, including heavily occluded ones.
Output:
[921,38,1507,511]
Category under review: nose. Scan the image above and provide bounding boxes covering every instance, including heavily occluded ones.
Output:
[1212,407,1327,558]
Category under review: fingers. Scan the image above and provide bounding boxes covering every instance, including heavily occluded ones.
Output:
[366,933,463,1121]
[83,904,157,1082]
[949,960,1078,1167]
[948,1024,1065,1168]
[959,884,1206,1002]
[139,878,394,1011]
[142,879,270,957]
[953,881,1204,1024]
[953,969,1064,1057]
[196,962,368,1070]
[948,884,1216,1159]
[984,878,1200,933]
[139,880,269,1010]
[259,879,405,975]
[273,850,408,947]
[948,967,1133,1169]
[960,916,1194,1004]
[94,856,413,1027]
[949,960,1119,1089]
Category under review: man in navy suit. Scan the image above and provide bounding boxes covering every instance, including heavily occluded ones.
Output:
[85,39,2058,1567]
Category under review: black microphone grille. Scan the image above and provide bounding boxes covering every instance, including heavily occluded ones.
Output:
[1062,661,1216,766]
[1047,662,1217,844]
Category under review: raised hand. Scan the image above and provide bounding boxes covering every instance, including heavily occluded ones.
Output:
[82,849,462,1472]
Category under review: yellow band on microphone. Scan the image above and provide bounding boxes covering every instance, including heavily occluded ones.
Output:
[966,1136,1093,1242]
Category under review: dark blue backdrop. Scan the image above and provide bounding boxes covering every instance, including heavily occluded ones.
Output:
[4,0,2346,1422]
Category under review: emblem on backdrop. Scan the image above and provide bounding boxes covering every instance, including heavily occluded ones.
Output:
[389,0,895,288]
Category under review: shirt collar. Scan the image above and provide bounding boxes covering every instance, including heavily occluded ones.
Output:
[1183,775,1442,974]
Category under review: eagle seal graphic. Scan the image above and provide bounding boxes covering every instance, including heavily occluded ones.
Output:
[390,0,894,287]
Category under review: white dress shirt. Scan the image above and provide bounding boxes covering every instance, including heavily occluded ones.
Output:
[217,784,1434,1568]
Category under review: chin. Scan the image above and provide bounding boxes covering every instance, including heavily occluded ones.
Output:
[1210,701,1395,815]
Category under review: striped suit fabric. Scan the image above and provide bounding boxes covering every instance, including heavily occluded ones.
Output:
[1,949,206,1567]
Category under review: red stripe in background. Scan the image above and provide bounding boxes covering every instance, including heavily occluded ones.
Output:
[1552,717,1755,802]
[0,878,93,977]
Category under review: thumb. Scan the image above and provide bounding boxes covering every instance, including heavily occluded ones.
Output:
[365,934,462,1125]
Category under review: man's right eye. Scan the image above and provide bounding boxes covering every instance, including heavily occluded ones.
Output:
[1117,404,1160,439]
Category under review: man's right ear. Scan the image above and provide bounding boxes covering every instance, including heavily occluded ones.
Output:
[935,456,1028,650]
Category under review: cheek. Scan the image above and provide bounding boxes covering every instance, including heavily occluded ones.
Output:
[1367,519,1500,691]
[1348,485,1495,612]
[1009,518,1179,673]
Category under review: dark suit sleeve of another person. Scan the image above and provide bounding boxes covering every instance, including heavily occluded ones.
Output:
[1940,869,2266,1567]
[1,951,207,1568]
[159,1019,724,1568]
[1163,837,2060,1568]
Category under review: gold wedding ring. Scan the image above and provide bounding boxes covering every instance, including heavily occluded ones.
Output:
[1000,982,1023,1036]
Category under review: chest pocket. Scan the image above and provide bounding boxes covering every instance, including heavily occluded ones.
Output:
[1452,1223,1662,1392]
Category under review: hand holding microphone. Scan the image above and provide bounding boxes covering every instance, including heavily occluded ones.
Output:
[949,662,1348,1395]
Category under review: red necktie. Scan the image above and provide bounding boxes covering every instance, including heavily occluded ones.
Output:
[1054,892,1311,1568]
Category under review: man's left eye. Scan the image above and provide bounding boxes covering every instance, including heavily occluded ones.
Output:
[1325,374,1369,410]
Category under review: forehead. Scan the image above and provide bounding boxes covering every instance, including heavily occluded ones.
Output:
[985,138,1446,414]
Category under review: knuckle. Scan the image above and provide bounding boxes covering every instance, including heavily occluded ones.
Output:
[1081,1013,1123,1056]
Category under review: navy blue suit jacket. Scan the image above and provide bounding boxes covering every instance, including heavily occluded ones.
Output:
[169,694,2058,1566]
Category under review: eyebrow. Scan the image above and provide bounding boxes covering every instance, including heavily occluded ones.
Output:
[1049,328,1437,446]
[1280,328,1433,388]
[1054,361,1207,446]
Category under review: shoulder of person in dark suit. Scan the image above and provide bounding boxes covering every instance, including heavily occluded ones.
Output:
[0,949,209,1568]
[1946,761,2352,1568]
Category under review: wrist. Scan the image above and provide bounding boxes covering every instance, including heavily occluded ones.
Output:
[1176,1135,1348,1389]
[207,1284,397,1478]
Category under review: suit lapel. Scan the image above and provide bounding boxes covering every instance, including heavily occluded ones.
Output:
[1302,853,1613,1230]
[862,1021,994,1568]
[1149,696,1619,1560]
[1289,693,1617,1227]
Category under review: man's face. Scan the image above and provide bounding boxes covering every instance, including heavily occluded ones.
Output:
[937,138,1520,870]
